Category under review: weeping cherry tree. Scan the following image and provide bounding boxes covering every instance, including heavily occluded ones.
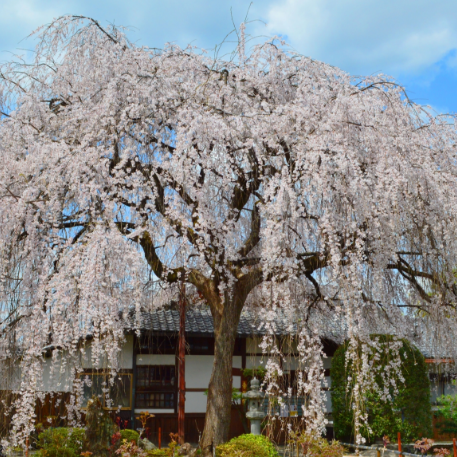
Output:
[1,16,457,454]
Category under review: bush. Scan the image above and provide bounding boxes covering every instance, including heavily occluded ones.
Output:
[216,434,278,457]
[36,427,85,457]
[436,382,457,434]
[116,439,147,457]
[241,367,266,382]
[331,335,432,442]
[84,396,114,456]
[289,433,345,457]
[120,429,140,443]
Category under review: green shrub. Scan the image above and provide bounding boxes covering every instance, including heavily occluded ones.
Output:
[216,434,278,457]
[241,367,266,381]
[436,381,457,434]
[36,427,85,457]
[146,444,182,456]
[121,429,140,443]
[331,335,432,442]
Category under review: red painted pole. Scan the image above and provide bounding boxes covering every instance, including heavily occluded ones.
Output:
[178,280,186,445]
[25,438,29,457]
[453,438,456,457]
[158,427,162,449]
[398,432,402,457]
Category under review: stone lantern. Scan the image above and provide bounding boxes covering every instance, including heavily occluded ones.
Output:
[243,377,265,435]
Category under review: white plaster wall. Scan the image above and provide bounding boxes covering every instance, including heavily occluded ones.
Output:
[184,355,213,388]
[0,364,21,391]
[120,336,134,369]
[81,344,107,369]
[232,356,242,369]
[1,354,74,393]
[185,391,207,413]
[283,358,299,371]
[34,337,134,392]
[179,355,243,412]
[42,355,73,392]
[246,356,264,369]
[81,336,133,369]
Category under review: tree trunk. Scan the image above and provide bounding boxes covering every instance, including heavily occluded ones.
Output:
[200,299,242,456]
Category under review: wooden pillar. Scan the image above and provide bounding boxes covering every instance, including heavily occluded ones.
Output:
[453,438,456,457]
[397,432,402,457]
[131,334,138,429]
[178,281,186,444]
[241,338,246,370]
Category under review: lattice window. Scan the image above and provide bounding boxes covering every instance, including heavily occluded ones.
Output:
[136,392,175,409]
[136,365,175,388]
[135,365,176,409]
[79,373,132,410]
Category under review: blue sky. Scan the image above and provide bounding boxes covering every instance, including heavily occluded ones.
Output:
[2,0,457,112]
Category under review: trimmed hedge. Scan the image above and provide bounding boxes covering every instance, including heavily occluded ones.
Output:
[331,335,432,442]
[36,427,85,457]
[216,434,278,457]
[120,429,140,443]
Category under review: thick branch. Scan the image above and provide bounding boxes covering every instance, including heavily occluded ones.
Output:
[237,202,260,258]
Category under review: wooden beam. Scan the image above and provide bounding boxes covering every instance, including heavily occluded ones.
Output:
[425,358,454,364]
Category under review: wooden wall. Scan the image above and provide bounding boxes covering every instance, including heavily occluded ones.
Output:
[132,406,246,445]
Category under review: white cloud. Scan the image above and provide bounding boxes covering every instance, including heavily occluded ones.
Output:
[0,0,61,58]
[260,0,457,75]
[0,0,58,27]
[2,0,457,79]
[0,0,266,60]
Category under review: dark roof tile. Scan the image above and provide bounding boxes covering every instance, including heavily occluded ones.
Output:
[127,307,347,343]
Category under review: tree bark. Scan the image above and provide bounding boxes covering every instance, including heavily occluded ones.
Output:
[200,298,243,456]
[139,238,256,454]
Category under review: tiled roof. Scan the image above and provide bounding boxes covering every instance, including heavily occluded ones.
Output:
[128,307,444,358]
[127,307,347,343]
[133,308,215,335]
